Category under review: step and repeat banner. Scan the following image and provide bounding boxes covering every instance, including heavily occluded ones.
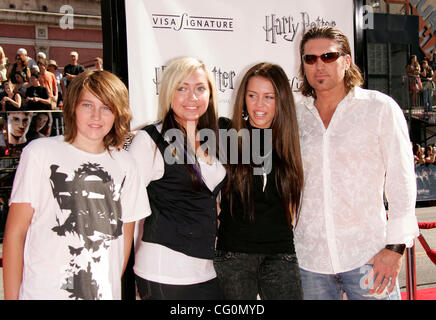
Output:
[125,0,355,130]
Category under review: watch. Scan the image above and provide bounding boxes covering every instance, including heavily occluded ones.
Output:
[385,244,406,255]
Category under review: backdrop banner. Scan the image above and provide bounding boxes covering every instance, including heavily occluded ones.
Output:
[125,0,355,130]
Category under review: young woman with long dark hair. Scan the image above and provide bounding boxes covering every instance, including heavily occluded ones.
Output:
[214,62,304,300]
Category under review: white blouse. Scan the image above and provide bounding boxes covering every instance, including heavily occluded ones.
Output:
[129,125,226,285]
[294,87,419,274]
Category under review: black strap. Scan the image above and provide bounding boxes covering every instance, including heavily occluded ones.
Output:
[218,117,232,130]
[141,124,168,156]
[385,244,406,255]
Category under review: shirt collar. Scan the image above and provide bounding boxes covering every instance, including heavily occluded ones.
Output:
[301,86,365,111]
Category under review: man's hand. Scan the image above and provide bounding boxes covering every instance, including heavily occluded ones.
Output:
[366,248,403,295]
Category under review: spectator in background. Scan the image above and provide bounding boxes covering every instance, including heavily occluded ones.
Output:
[0,46,8,82]
[1,80,21,111]
[430,50,436,70]
[30,65,40,77]
[94,57,103,71]
[36,52,46,64]
[7,52,31,84]
[25,74,51,111]
[414,143,425,165]
[424,145,436,164]
[47,60,63,108]
[17,48,36,70]
[63,51,85,90]
[13,72,29,98]
[407,55,422,108]
[38,59,58,109]
[421,59,434,117]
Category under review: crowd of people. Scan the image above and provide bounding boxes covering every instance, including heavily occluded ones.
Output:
[406,53,436,116]
[1,26,419,302]
[0,46,103,111]
[414,142,436,165]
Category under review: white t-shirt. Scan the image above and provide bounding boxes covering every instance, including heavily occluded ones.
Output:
[10,136,151,300]
[129,126,226,285]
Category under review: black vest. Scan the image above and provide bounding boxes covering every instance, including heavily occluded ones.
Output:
[141,124,225,259]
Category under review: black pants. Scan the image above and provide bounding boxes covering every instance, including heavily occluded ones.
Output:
[213,251,303,300]
[135,275,222,300]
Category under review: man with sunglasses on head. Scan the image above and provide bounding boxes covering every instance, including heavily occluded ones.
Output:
[294,26,418,300]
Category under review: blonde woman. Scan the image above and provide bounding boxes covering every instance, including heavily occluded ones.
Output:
[129,57,226,300]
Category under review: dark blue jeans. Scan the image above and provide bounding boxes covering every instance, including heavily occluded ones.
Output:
[423,88,433,112]
[213,250,303,300]
[135,275,222,300]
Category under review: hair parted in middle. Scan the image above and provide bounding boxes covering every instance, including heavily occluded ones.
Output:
[299,26,364,99]
[63,69,132,151]
[226,62,304,226]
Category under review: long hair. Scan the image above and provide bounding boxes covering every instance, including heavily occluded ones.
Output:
[4,80,15,93]
[407,55,418,66]
[63,70,131,151]
[299,26,364,98]
[32,112,53,137]
[158,57,219,189]
[225,62,304,226]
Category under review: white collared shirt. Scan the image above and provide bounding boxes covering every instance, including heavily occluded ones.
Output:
[294,87,419,274]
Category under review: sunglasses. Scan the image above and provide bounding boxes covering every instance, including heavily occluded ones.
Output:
[302,52,345,65]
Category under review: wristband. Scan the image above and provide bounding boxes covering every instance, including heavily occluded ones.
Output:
[385,244,406,255]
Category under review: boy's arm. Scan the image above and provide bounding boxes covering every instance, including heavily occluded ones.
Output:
[3,203,34,300]
[122,221,135,274]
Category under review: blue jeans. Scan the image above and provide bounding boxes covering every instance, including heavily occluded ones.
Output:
[213,251,303,300]
[300,264,401,300]
[422,88,433,112]
[135,275,222,300]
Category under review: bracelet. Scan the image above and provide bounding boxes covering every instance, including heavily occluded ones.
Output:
[385,244,406,255]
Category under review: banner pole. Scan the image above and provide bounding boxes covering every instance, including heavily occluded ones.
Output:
[405,241,417,300]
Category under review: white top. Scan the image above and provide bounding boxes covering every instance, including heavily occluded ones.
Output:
[294,87,419,274]
[10,136,151,299]
[129,125,226,285]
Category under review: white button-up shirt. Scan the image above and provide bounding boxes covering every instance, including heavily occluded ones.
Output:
[294,87,419,274]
